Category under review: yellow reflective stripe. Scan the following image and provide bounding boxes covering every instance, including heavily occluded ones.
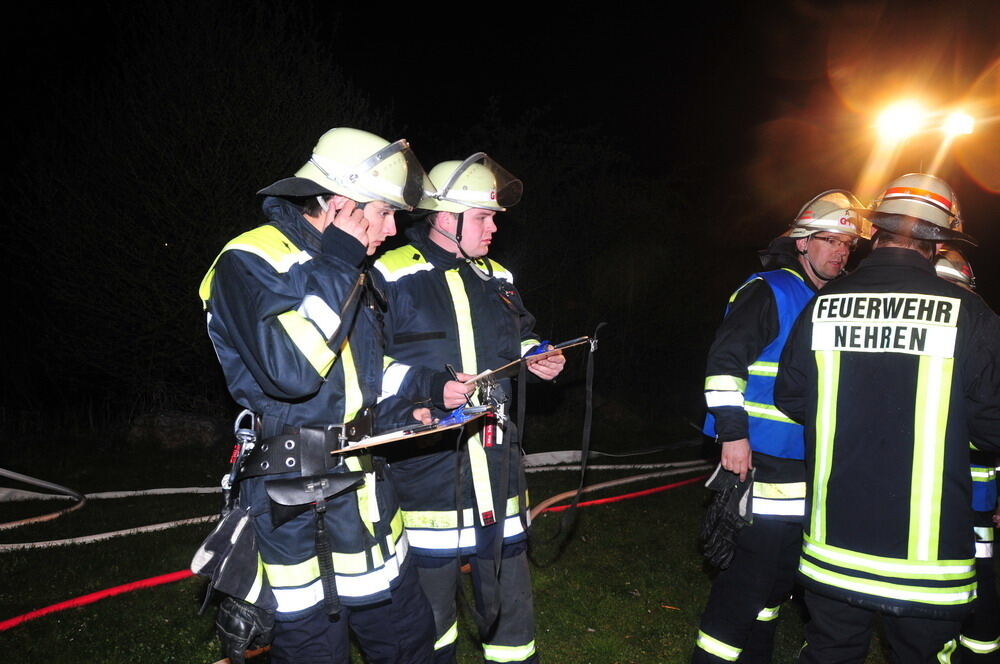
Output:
[938,639,958,662]
[244,553,264,604]
[748,362,779,376]
[340,342,363,424]
[468,436,495,526]
[200,225,311,306]
[434,621,458,650]
[745,401,797,424]
[444,270,478,375]
[756,605,781,621]
[443,269,496,524]
[345,456,377,536]
[804,534,974,579]
[483,640,536,663]
[728,277,763,305]
[264,526,404,584]
[910,355,952,560]
[971,467,995,481]
[753,482,806,500]
[799,558,976,604]
[402,497,521,529]
[959,635,1000,654]
[812,350,840,543]
[520,338,540,355]
[696,630,741,661]
[974,527,994,543]
[705,375,747,392]
[277,311,337,376]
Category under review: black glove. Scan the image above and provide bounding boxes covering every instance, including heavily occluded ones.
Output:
[700,464,754,570]
[216,596,274,664]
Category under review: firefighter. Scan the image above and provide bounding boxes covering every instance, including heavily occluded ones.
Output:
[197,127,436,664]
[693,190,867,663]
[934,249,1000,661]
[373,153,564,664]
[775,173,1000,662]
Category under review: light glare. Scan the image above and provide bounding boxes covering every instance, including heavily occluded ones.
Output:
[876,101,926,140]
[943,111,974,136]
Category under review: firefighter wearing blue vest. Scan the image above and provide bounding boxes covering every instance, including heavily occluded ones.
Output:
[934,249,1000,661]
[693,190,867,663]
[373,154,565,664]
[197,128,437,664]
[775,173,1000,662]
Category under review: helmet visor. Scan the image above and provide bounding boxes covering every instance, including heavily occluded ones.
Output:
[437,153,523,210]
[349,140,431,210]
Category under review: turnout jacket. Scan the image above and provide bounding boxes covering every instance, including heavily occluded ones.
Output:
[374,225,541,556]
[775,247,1000,620]
[200,197,426,618]
[703,250,817,519]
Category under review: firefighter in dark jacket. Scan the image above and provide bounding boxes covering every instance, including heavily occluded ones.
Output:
[775,173,1000,662]
[694,190,867,663]
[934,249,1000,661]
[374,154,564,664]
[197,127,436,664]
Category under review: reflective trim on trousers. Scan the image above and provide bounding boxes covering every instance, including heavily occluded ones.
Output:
[434,620,458,650]
[975,541,993,558]
[756,604,781,622]
[696,630,741,661]
[483,640,537,663]
[405,514,525,551]
[959,635,1000,654]
[268,533,409,616]
[752,497,805,516]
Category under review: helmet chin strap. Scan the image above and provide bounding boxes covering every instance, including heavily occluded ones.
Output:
[798,244,838,284]
[431,211,494,281]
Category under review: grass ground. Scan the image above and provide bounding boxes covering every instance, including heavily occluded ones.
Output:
[0,428,947,663]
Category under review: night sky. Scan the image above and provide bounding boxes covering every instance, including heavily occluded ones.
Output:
[4,0,998,418]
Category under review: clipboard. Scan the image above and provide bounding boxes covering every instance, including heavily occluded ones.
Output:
[331,406,491,454]
[463,336,590,385]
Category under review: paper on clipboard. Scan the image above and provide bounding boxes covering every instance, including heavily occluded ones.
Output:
[331,406,491,454]
[463,336,590,385]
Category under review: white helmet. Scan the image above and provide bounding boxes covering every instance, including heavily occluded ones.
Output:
[785,190,868,239]
[418,153,523,213]
[258,127,430,210]
[870,173,976,245]
[934,249,976,290]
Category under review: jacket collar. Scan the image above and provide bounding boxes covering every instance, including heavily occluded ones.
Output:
[261,196,323,254]
[407,222,464,270]
[861,247,935,274]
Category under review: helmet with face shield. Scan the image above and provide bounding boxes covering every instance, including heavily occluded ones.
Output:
[258,127,430,210]
[417,153,523,213]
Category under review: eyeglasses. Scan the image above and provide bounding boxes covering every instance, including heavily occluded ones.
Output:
[810,234,858,252]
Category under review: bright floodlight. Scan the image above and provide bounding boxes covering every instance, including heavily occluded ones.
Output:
[876,101,926,140]
[943,111,974,136]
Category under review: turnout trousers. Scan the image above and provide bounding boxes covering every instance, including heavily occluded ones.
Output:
[797,590,962,664]
[269,562,435,664]
[693,517,802,663]
[416,542,538,664]
[958,515,999,662]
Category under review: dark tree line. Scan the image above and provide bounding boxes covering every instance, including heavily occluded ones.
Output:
[3,0,808,438]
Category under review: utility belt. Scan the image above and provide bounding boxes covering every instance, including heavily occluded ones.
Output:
[239,409,375,480]
[236,408,382,617]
